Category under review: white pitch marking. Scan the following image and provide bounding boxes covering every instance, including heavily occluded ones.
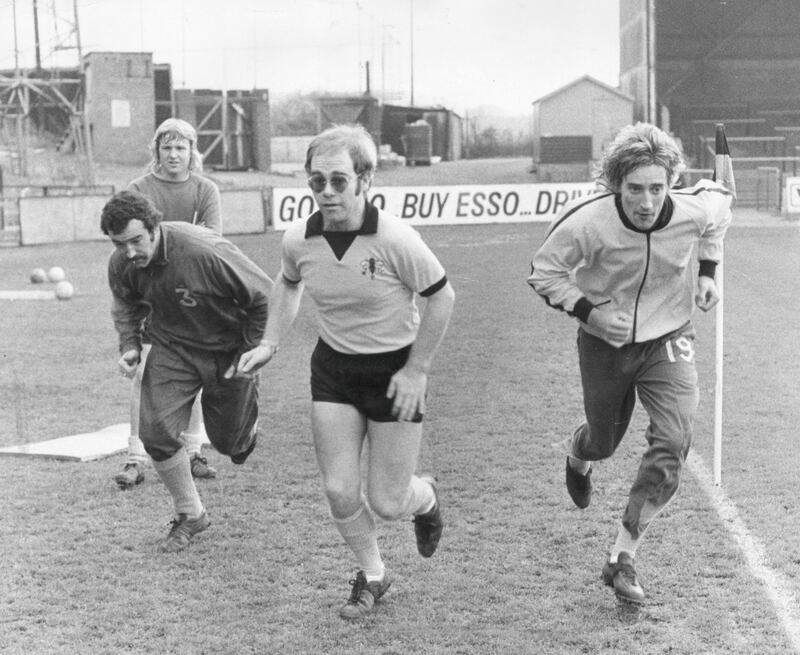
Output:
[689,451,800,653]
[0,289,56,300]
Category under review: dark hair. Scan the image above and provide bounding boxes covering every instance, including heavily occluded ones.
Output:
[596,122,685,192]
[100,190,162,235]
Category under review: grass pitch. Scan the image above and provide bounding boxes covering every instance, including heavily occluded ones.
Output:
[1,216,798,654]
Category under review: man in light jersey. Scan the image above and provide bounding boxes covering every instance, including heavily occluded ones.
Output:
[237,124,455,619]
[115,118,222,489]
[528,122,733,604]
[102,190,272,552]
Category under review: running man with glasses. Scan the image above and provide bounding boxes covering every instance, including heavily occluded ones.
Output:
[528,122,733,604]
[236,123,455,619]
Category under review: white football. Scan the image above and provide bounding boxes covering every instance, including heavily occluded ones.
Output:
[55,280,74,300]
[48,266,66,282]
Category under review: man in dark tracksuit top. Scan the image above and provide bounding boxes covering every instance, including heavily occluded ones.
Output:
[528,123,733,604]
[101,190,273,552]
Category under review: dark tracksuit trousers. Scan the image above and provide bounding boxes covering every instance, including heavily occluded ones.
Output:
[572,322,699,539]
[140,340,259,462]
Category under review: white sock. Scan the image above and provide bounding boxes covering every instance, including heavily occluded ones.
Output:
[568,455,591,475]
[151,447,204,519]
[181,394,205,457]
[555,431,591,475]
[332,503,385,581]
[408,476,436,516]
[609,524,641,563]
[181,434,203,458]
[126,433,148,465]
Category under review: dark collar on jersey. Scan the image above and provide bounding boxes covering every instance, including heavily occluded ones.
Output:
[145,225,170,267]
[615,194,674,233]
[305,201,379,238]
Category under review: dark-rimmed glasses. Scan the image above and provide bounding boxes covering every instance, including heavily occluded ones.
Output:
[307,173,354,194]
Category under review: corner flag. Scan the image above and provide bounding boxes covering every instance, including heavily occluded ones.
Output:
[713,122,737,200]
[711,123,734,486]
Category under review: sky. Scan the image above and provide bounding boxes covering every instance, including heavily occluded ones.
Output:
[0,0,620,116]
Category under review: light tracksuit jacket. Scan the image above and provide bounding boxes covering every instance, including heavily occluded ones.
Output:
[528,179,733,347]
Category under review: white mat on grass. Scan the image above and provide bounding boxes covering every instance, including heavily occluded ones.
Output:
[0,423,210,462]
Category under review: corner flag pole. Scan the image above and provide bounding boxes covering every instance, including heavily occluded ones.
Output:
[713,248,724,486]
[711,123,735,486]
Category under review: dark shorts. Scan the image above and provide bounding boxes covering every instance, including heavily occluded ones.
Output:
[310,338,423,423]
[140,340,260,461]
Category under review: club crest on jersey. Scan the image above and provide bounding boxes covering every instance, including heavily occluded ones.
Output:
[360,257,386,279]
